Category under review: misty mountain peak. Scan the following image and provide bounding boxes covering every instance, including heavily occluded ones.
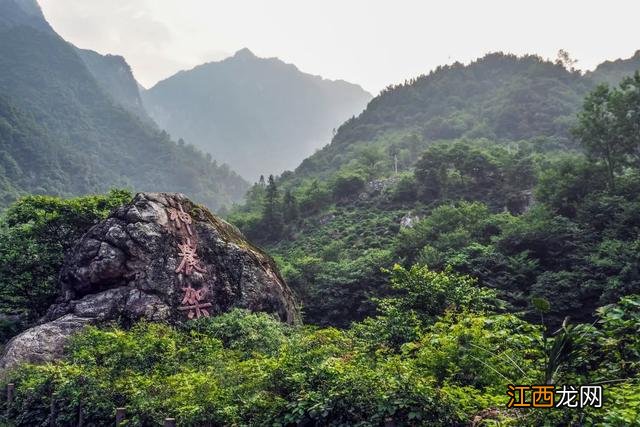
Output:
[233,47,257,60]
[143,48,372,179]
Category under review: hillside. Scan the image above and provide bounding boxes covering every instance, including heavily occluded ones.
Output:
[588,49,640,86]
[142,48,372,179]
[76,48,151,123]
[229,52,640,329]
[0,0,248,209]
[292,53,596,181]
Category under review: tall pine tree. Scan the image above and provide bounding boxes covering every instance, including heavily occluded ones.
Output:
[283,189,299,223]
[262,175,283,240]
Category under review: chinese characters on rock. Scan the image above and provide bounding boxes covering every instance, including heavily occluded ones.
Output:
[178,285,212,319]
[167,204,193,235]
[175,238,206,276]
[168,203,211,319]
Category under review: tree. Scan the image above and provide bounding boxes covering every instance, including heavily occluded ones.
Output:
[573,73,640,190]
[574,85,625,190]
[261,175,283,241]
[616,73,640,165]
[282,189,299,223]
[555,49,578,72]
[298,179,331,215]
[332,172,365,200]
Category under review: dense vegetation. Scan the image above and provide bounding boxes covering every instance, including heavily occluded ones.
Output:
[76,48,151,124]
[229,62,640,329]
[2,289,638,425]
[211,68,640,423]
[288,52,595,183]
[0,2,248,209]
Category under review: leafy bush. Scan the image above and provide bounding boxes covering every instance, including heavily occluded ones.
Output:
[331,172,366,200]
[0,190,131,325]
[185,309,288,357]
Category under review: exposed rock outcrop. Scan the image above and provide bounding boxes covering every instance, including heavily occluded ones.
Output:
[1,192,299,371]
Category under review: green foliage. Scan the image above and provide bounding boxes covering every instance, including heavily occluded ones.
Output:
[297,179,331,216]
[535,155,608,217]
[533,295,640,426]
[294,53,590,182]
[261,174,284,241]
[331,171,366,200]
[185,309,287,357]
[354,264,496,348]
[382,264,496,324]
[0,190,131,325]
[413,312,543,389]
[573,73,640,190]
[392,173,417,202]
[355,264,495,350]
[270,203,401,326]
[1,311,465,426]
[6,299,636,426]
[414,141,536,212]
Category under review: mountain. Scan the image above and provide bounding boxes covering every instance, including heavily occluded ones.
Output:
[142,48,372,179]
[290,52,640,182]
[0,0,248,209]
[76,48,151,123]
[587,49,640,86]
[292,53,596,180]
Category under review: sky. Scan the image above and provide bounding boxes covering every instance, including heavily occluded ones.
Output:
[39,0,640,94]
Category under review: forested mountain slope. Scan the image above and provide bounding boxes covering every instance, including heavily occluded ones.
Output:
[229,52,640,330]
[142,48,372,179]
[588,49,640,86]
[293,53,595,180]
[0,0,248,209]
[76,48,151,123]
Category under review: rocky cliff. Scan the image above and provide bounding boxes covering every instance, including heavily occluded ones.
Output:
[1,193,299,371]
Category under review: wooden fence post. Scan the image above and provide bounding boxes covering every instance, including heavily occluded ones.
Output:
[77,401,84,427]
[49,393,56,427]
[5,383,14,417]
[6,383,14,403]
[115,407,126,426]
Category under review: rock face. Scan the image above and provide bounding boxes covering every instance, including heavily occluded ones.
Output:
[1,192,299,371]
[400,213,420,229]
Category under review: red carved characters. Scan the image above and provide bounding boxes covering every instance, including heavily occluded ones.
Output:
[167,202,212,320]
[178,285,212,319]
[175,238,206,276]
[167,203,193,235]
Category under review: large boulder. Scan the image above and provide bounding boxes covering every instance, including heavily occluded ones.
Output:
[1,193,299,371]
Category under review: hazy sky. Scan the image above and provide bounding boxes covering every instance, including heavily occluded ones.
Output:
[39,0,640,94]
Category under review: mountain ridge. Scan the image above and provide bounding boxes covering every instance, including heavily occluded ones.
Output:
[76,48,152,123]
[142,48,372,180]
[287,50,640,182]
